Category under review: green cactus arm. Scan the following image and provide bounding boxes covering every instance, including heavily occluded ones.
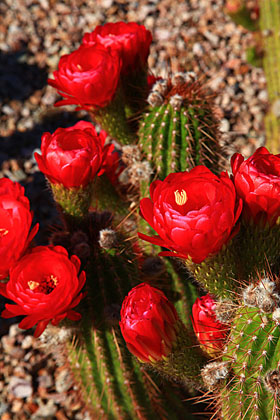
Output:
[260,0,280,153]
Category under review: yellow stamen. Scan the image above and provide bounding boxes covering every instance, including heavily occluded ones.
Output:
[174,189,187,205]
[0,228,8,237]
[50,274,58,286]
[28,281,40,290]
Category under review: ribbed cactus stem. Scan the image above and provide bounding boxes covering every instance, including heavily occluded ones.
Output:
[147,320,205,389]
[220,304,280,420]
[260,0,280,153]
[50,182,94,229]
[236,222,280,280]
[185,239,240,300]
[66,240,192,419]
[90,89,135,145]
[138,73,222,182]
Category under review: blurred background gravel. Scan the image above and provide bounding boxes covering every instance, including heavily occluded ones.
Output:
[0,0,268,418]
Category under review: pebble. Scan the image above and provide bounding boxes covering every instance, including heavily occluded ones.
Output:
[31,400,57,419]
[220,118,230,133]
[21,336,33,350]
[8,377,33,398]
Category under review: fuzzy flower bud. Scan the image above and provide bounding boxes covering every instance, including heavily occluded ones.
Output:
[192,294,228,355]
[120,283,178,363]
[231,147,280,226]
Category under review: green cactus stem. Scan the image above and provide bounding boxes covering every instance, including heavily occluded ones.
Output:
[260,0,280,153]
[185,239,241,301]
[236,221,280,280]
[64,228,197,419]
[146,319,206,390]
[219,303,280,420]
[138,72,222,183]
[50,182,95,228]
[90,89,135,145]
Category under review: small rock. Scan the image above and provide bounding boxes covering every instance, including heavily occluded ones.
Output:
[9,324,22,338]
[1,336,15,353]
[192,42,204,56]
[0,401,9,416]
[9,377,33,398]
[220,118,230,133]
[21,335,34,350]
[55,369,73,393]
[11,399,23,413]
[31,400,57,419]
[38,374,53,389]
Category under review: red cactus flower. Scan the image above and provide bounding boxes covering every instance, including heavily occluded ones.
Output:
[231,147,280,226]
[0,178,38,280]
[35,121,108,189]
[0,245,86,337]
[139,166,242,263]
[83,22,152,74]
[192,294,228,355]
[120,283,178,363]
[48,43,122,110]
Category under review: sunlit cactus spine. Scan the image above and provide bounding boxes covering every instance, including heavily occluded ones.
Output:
[138,72,222,181]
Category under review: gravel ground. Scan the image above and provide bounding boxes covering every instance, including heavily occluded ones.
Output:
[0,0,268,418]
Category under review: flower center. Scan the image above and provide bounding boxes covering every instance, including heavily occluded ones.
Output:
[0,228,9,238]
[174,189,187,206]
[28,274,58,294]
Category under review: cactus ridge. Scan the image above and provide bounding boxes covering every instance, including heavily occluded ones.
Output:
[50,182,94,220]
[65,230,192,419]
[186,240,240,300]
[237,222,280,280]
[220,304,280,420]
[260,0,280,153]
[139,75,222,181]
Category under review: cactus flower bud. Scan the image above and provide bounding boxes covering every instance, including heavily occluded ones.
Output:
[120,283,178,362]
[35,121,108,189]
[192,294,228,356]
[231,147,280,226]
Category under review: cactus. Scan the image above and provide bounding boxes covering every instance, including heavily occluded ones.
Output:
[260,0,280,154]
[45,220,203,419]
[6,19,280,420]
[226,0,280,153]
[200,280,280,420]
[138,73,222,181]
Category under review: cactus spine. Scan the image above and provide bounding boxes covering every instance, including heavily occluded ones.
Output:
[138,73,222,181]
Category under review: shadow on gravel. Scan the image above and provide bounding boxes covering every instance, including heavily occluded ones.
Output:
[0,109,90,163]
[0,49,48,102]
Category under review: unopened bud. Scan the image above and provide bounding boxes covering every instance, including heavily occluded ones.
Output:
[122,145,141,165]
[147,91,164,107]
[201,361,229,391]
[263,370,280,394]
[153,79,169,96]
[99,228,118,249]
[128,161,153,185]
[171,72,186,86]
[243,278,280,313]
[184,71,196,83]
[169,94,184,109]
